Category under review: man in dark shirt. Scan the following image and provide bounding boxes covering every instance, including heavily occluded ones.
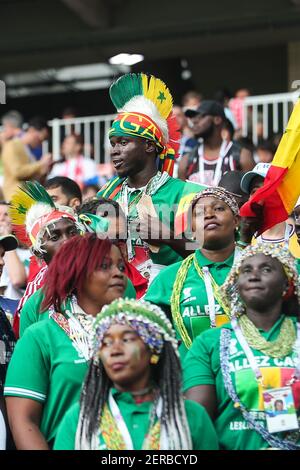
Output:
[178,100,254,184]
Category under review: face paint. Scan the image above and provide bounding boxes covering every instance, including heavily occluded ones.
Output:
[99,324,152,390]
[131,344,142,363]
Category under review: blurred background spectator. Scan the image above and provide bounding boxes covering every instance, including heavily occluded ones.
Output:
[1,116,52,201]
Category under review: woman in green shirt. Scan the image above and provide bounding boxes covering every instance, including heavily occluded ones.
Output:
[145,187,241,358]
[54,298,218,450]
[183,243,300,450]
[4,233,128,449]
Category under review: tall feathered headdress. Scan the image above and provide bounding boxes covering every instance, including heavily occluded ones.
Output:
[9,181,80,254]
[109,73,180,176]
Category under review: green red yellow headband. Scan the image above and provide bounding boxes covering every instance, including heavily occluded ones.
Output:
[109,112,164,149]
[109,111,177,175]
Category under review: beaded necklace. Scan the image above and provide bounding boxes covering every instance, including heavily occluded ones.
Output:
[170,252,231,349]
[238,315,296,358]
[50,296,95,360]
[100,394,160,450]
[119,171,170,219]
[220,328,300,450]
[118,171,170,260]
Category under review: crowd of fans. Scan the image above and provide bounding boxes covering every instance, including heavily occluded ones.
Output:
[0,79,300,452]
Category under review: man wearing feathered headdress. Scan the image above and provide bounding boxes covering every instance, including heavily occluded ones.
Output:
[9,181,84,337]
[97,73,204,283]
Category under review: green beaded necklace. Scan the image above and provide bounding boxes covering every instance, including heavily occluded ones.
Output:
[170,253,230,349]
[238,314,296,358]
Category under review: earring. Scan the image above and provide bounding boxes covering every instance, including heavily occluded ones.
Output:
[93,355,100,366]
[150,354,159,365]
[282,288,288,297]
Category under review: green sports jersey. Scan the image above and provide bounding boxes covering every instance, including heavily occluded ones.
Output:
[54,388,218,450]
[145,249,236,359]
[143,177,203,266]
[9,281,137,444]
[19,278,136,337]
[296,258,300,275]
[19,288,46,336]
[182,316,300,450]
[4,307,88,446]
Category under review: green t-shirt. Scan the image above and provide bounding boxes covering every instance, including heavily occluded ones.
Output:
[10,281,137,443]
[296,258,300,275]
[182,316,300,450]
[110,176,204,267]
[145,249,236,359]
[19,278,136,337]
[19,288,46,337]
[4,307,88,446]
[54,388,218,450]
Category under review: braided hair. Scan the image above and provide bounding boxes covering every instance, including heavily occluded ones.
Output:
[77,299,192,450]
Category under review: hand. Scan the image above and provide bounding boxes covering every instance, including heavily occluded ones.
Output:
[239,202,264,243]
[40,153,53,175]
[0,131,6,146]
[138,214,172,245]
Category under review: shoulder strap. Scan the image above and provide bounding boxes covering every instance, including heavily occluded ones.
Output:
[228,142,242,170]
[186,146,200,178]
[187,145,199,164]
[170,254,194,349]
[97,176,125,199]
[220,328,300,450]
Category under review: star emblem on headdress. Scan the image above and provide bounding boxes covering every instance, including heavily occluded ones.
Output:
[157,91,166,104]
[16,203,27,215]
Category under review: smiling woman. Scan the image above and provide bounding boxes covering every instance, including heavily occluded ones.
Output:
[145,187,241,359]
[183,243,300,450]
[54,299,219,450]
[3,234,131,450]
